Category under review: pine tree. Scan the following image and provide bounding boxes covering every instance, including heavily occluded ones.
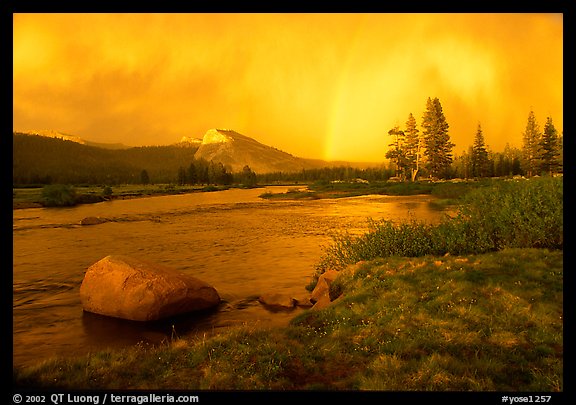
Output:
[539,116,561,175]
[240,165,257,187]
[503,143,524,176]
[404,113,422,181]
[187,162,198,184]
[522,110,541,177]
[421,97,454,179]
[177,166,186,185]
[140,169,150,185]
[452,147,472,179]
[471,123,489,178]
[384,126,406,179]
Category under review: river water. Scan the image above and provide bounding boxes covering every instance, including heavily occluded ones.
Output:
[12,186,451,368]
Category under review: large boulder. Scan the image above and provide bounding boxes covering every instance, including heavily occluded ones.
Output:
[80,255,221,321]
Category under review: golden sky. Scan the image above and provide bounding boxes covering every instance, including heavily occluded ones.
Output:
[13,13,563,162]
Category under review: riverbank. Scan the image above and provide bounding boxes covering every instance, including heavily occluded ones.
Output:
[259,178,500,204]
[12,184,242,210]
[13,248,562,390]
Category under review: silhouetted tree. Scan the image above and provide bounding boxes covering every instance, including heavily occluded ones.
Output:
[404,113,422,181]
[177,166,187,185]
[539,116,561,175]
[452,147,473,179]
[187,162,198,184]
[471,123,490,177]
[522,110,541,177]
[140,169,150,185]
[385,126,406,179]
[421,97,454,179]
[208,161,233,185]
[196,159,210,184]
[240,165,257,187]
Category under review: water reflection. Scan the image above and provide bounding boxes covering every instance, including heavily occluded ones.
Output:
[81,307,222,347]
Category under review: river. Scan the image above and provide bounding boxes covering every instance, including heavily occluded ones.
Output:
[12,186,451,368]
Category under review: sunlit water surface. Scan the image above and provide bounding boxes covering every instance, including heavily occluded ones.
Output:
[13,186,452,367]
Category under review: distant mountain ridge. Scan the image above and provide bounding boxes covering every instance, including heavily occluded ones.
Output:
[19,130,131,150]
[13,132,200,185]
[14,128,381,179]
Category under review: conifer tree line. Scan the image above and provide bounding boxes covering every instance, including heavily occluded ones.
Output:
[385,97,562,181]
[176,159,257,187]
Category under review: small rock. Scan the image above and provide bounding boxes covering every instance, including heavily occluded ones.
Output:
[292,294,314,308]
[258,293,295,309]
[311,293,344,311]
[310,293,332,311]
[80,216,106,226]
[310,270,339,303]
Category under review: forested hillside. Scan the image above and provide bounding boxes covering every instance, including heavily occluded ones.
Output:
[13,133,200,185]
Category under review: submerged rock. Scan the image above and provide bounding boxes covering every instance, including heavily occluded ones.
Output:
[292,293,314,308]
[80,216,106,226]
[258,293,295,309]
[80,255,221,321]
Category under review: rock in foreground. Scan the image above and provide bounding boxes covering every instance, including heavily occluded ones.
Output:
[80,255,221,321]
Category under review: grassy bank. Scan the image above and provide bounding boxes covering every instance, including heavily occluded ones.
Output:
[14,248,562,390]
[259,178,494,201]
[12,184,231,209]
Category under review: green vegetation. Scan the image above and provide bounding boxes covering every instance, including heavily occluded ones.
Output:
[313,177,562,280]
[14,248,562,390]
[260,180,437,200]
[13,184,227,209]
[261,178,495,201]
[40,184,77,207]
[13,176,562,390]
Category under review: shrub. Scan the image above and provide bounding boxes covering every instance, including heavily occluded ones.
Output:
[431,181,477,199]
[458,177,563,250]
[41,184,77,207]
[314,177,562,278]
[102,186,113,197]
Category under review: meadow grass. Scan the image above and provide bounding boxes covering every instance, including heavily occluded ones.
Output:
[259,178,493,201]
[13,248,562,390]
